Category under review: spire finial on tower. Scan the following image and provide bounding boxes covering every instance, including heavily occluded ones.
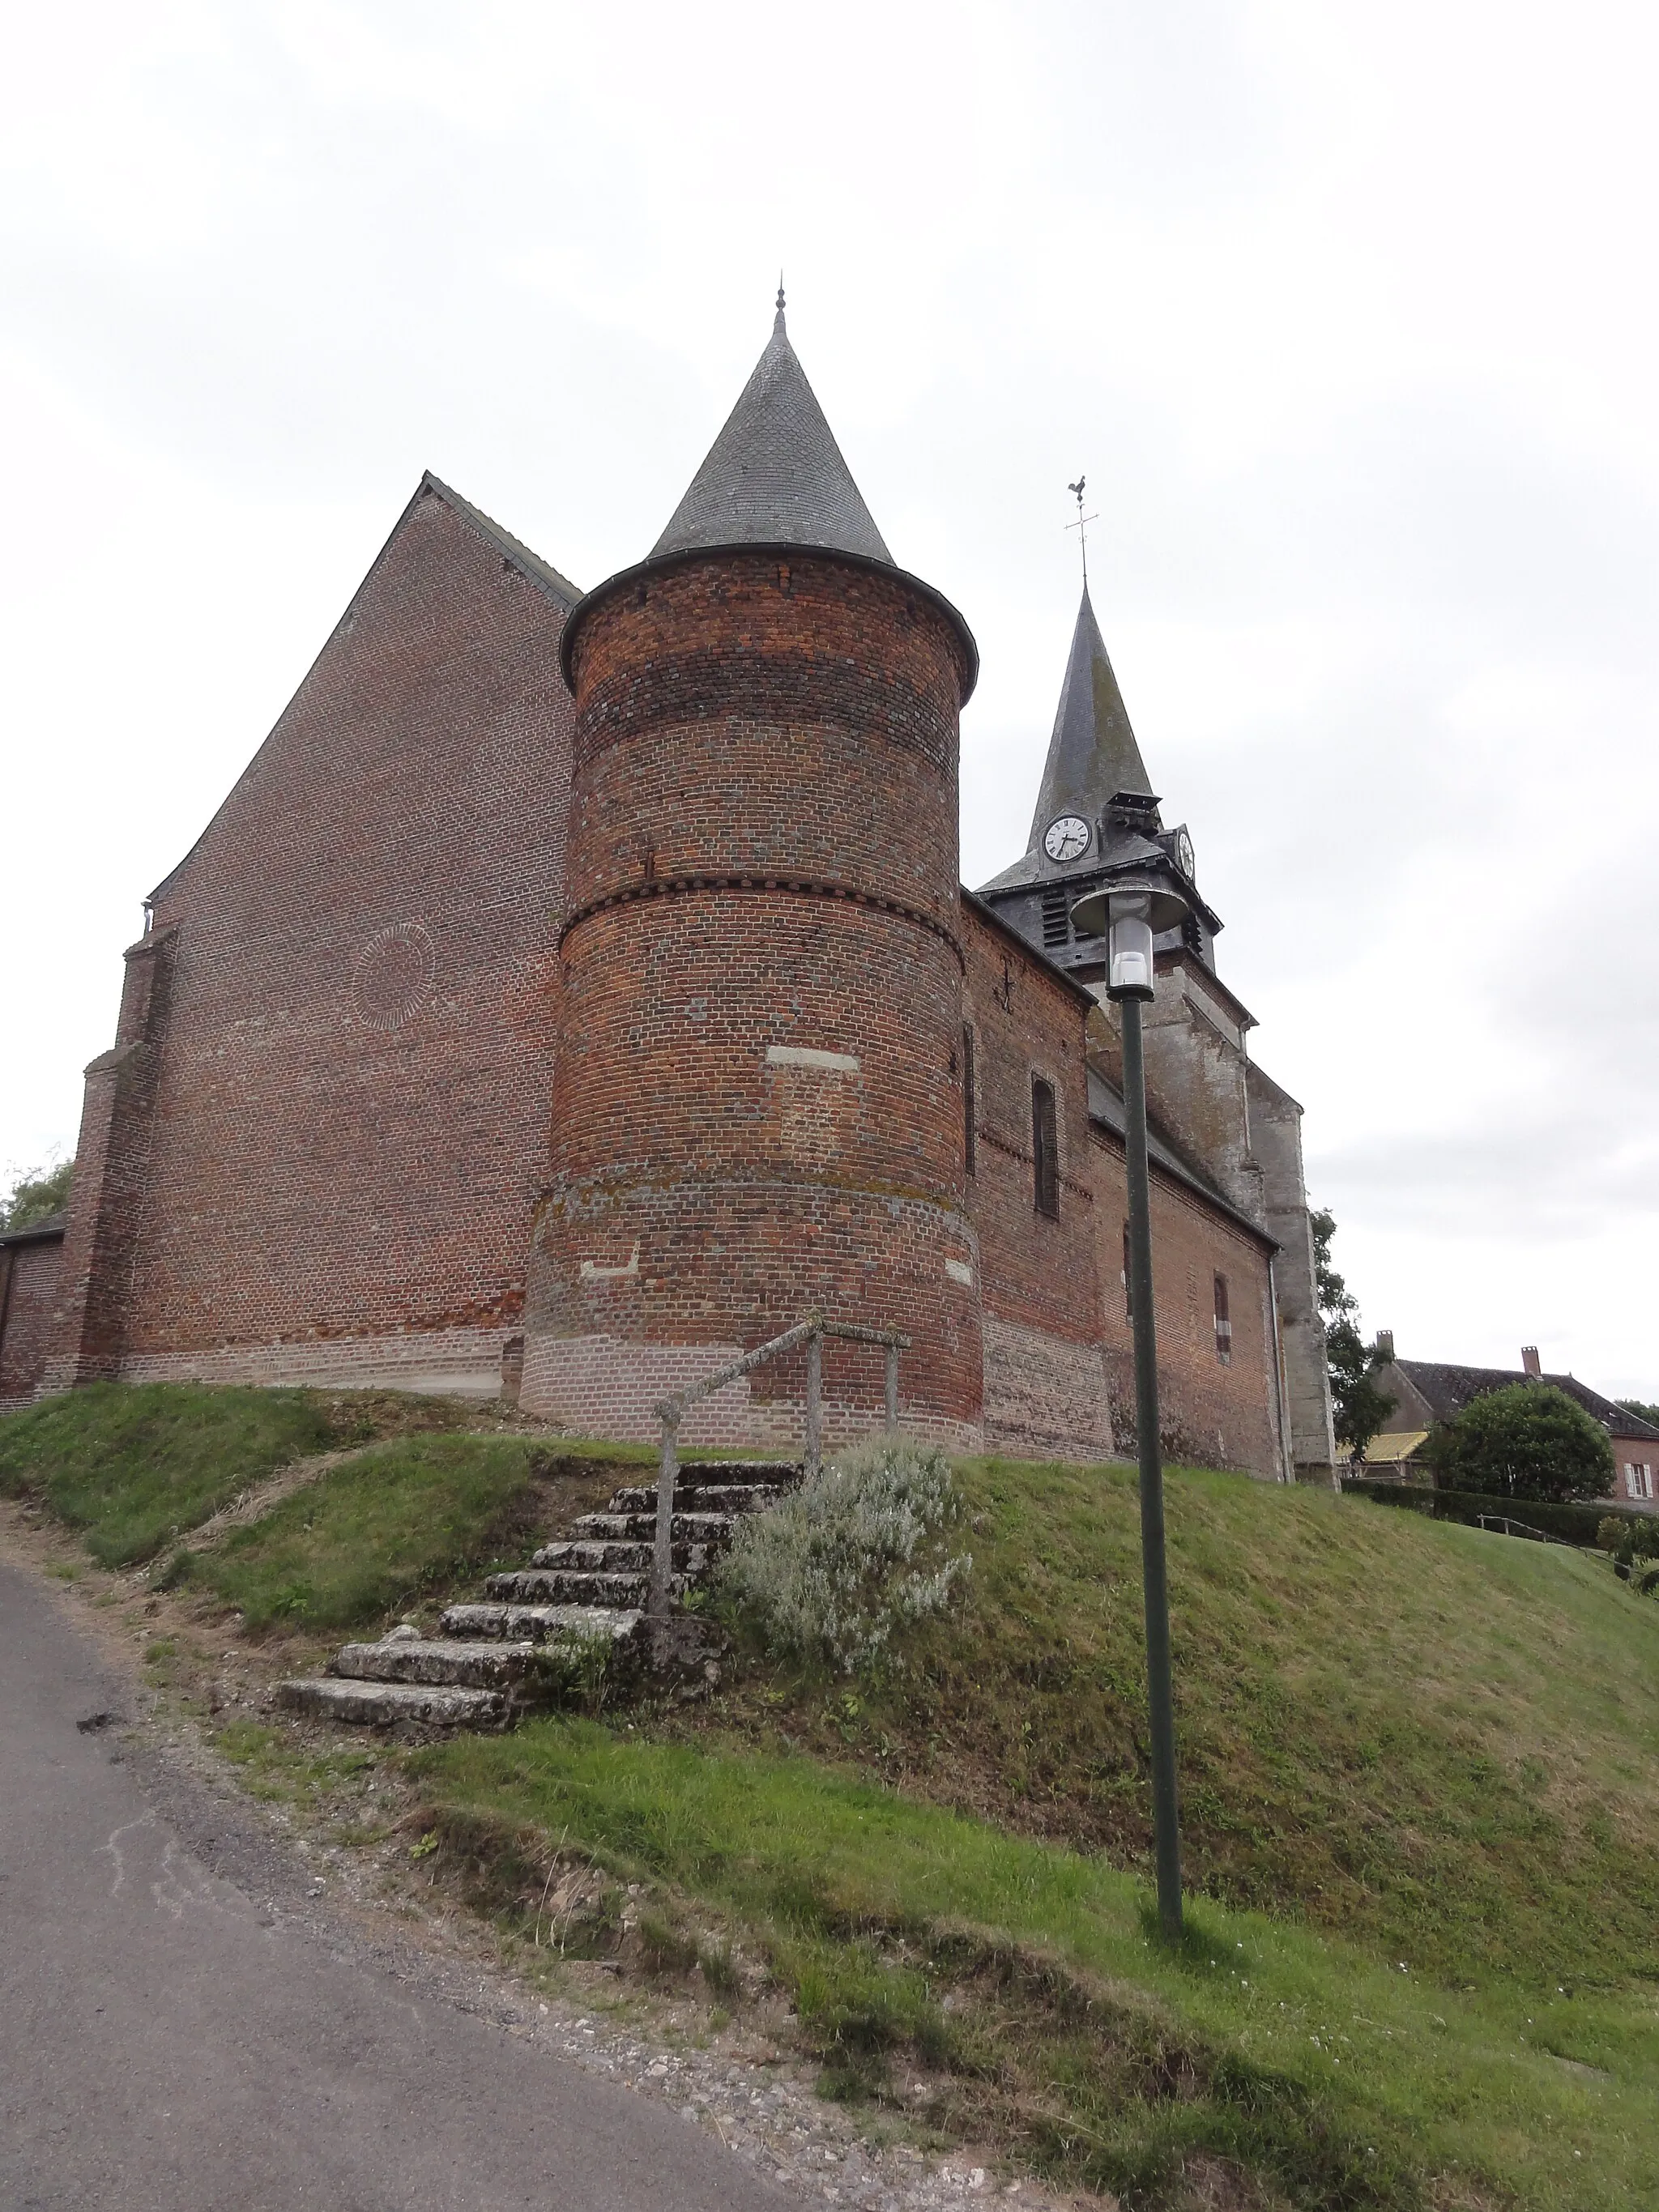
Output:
[1066,475,1097,589]
[775,272,786,328]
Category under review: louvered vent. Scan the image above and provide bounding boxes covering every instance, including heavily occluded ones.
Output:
[1041,887,1071,948]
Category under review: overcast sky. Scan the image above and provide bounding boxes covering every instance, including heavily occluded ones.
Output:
[3,0,1655,1401]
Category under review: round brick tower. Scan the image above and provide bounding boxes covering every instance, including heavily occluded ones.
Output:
[522,299,982,1446]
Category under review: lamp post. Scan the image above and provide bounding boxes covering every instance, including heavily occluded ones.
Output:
[1073,864,1188,1941]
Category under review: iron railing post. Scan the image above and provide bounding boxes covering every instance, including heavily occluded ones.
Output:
[805,1329,823,1477]
[651,1414,679,1618]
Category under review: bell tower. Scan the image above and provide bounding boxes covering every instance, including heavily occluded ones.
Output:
[521,297,983,1447]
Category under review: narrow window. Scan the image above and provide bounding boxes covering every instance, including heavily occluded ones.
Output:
[962,1024,976,1177]
[1032,1077,1059,1218]
[1122,1222,1133,1319]
[1213,1272,1232,1366]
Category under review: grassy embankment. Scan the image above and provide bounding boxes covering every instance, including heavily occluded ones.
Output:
[0,1379,646,1626]
[6,1385,1659,2207]
[414,1460,1659,2210]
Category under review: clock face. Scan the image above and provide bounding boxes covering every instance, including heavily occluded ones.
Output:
[1174,827,1195,880]
[1043,814,1091,864]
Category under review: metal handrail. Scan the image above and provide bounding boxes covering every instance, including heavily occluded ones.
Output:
[649,1312,910,1616]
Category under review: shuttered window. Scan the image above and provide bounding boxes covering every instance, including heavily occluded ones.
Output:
[1213,1272,1232,1365]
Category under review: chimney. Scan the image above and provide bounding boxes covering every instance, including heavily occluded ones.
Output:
[1521,1345,1541,1377]
[1375,1329,1394,1364]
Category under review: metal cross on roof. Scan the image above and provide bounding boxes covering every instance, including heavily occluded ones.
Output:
[1066,475,1098,586]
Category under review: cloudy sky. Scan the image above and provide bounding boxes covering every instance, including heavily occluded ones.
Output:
[3,0,1655,1400]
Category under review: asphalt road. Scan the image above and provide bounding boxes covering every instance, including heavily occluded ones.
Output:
[0,1557,790,2211]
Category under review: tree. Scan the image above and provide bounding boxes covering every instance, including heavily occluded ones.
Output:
[1616,1398,1659,1427]
[0,1157,71,1234]
[1423,1382,1614,1503]
[1309,1205,1394,1459]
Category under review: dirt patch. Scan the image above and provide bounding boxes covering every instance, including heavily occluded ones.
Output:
[180,1449,357,1547]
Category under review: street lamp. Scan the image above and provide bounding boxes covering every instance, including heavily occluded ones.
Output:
[1072,850,1188,1942]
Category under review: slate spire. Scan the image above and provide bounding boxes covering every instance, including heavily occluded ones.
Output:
[1026,585,1153,852]
[651,296,893,564]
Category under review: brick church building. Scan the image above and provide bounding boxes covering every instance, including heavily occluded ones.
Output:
[10,300,1335,1477]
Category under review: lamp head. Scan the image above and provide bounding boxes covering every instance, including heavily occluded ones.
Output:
[1069,868,1190,1003]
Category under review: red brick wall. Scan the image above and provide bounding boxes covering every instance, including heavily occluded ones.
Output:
[962,900,1282,1473]
[0,1236,65,1405]
[962,903,1111,1458]
[51,484,575,1390]
[1612,1437,1659,1508]
[524,549,983,1443]
[1088,1127,1283,1474]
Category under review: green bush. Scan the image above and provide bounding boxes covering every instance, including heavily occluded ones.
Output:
[0,1382,333,1566]
[715,1435,970,1676]
[1421,1382,1614,1502]
[1342,1479,1634,1547]
[193,1434,543,1630]
[1597,1515,1659,1595]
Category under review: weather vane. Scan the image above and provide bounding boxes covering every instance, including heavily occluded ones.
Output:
[1066,475,1097,586]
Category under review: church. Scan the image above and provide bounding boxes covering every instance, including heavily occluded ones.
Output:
[11,300,1335,1478]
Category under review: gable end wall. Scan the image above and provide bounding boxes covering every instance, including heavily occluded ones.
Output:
[49,487,577,1395]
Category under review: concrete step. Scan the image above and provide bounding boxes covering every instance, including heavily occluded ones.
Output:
[275,1677,505,1727]
[574,1510,734,1543]
[607,1484,787,1516]
[440,1600,646,1645]
[484,1567,655,1606]
[335,1638,536,1689]
[529,1539,711,1573]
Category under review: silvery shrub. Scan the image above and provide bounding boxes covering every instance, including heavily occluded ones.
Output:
[715,1437,970,1676]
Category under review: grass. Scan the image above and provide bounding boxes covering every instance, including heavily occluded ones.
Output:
[691,1458,1659,1992]
[11,1388,1659,2202]
[412,1719,1659,2211]
[181,1434,551,1631]
[0,1382,335,1565]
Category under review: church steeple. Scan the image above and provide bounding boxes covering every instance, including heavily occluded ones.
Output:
[1026,586,1153,860]
[977,579,1218,972]
[651,296,893,565]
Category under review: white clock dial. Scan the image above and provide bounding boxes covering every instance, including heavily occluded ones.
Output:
[1174,827,1195,880]
[1043,814,1091,863]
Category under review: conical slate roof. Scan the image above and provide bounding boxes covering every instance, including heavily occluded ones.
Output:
[651,298,893,564]
[977,587,1154,894]
[1028,586,1152,843]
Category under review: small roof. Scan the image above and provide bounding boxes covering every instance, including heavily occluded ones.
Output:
[1385,1358,1659,1442]
[651,296,893,565]
[979,587,1154,894]
[0,1208,68,1247]
[1357,1430,1430,1464]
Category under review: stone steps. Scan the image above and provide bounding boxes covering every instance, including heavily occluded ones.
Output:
[335,1637,536,1688]
[484,1566,659,1607]
[570,1511,735,1544]
[275,1456,803,1728]
[530,1538,711,1573]
[440,1600,646,1644]
[276,1677,506,1727]
[607,1483,787,1515]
